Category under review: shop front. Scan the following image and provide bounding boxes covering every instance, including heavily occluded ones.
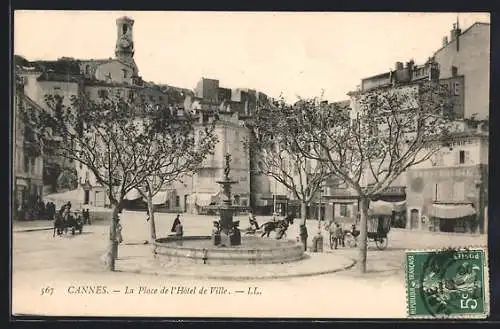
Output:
[427,202,477,233]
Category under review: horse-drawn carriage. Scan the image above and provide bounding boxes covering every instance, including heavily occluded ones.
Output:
[53,210,84,237]
[343,209,392,250]
[243,214,294,240]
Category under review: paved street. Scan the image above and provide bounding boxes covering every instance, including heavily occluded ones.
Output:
[12,211,487,318]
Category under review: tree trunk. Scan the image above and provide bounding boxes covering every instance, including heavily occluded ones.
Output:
[358,196,370,274]
[300,202,307,224]
[104,203,120,271]
[147,193,157,242]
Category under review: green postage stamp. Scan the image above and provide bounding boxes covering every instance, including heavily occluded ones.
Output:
[405,247,489,319]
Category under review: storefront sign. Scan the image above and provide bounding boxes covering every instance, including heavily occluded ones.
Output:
[410,166,477,180]
[16,178,28,186]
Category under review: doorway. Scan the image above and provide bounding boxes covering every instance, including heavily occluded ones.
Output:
[84,190,90,205]
[410,209,419,229]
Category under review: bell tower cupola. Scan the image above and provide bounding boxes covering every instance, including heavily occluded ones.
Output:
[115,16,135,61]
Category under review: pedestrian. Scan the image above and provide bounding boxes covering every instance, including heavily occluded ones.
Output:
[174,217,183,246]
[299,223,308,251]
[116,217,123,244]
[333,223,343,249]
[212,221,221,246]
[171,214,181,233]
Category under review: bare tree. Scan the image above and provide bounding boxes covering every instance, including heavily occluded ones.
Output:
[135,106,217,242]
[287,81,455,273]
[247,97,331,223]
[23,94,211,271]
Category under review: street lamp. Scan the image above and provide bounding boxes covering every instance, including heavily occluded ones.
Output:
[317,186,325,231]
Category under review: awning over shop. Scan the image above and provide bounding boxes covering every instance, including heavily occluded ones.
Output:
[428,203,476,219]
[44,189,82,209]
[124,188,142,201]
[370,200,407,213]
[150,190,174,205]
[368,203,393,216]
[195,193,216,207]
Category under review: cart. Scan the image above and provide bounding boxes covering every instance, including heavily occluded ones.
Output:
[66,210,84,235]
[344,208,392,250]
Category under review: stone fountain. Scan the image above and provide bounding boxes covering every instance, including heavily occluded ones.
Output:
[152,153,305,265]
[215,153,241,246]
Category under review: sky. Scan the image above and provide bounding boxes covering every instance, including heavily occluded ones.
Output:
[14,11,490,102]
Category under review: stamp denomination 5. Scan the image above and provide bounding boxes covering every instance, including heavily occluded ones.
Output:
[405,247,489,319]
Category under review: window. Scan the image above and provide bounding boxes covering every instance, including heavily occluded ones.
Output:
[122,69,128,78]
[454,82,460,96]
[149,95,154,101]
[175,196,180,207]
[451,66,458,77]
[453,181,466,201]
[128,89,135,101]
[98,89,108,98]
[122,25,128,35]
[159,96,164,102]
[340,204,348,217]
[23,155,29,173]
[459,150,465,164]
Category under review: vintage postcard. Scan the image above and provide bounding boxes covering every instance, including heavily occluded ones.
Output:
[12,11,490,318]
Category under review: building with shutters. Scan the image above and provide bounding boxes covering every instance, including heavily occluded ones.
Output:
[14,16,275,212]
[405,121,488,233]
[13,75,45,220]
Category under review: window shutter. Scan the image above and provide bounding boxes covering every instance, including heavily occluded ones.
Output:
[453,181,465,201]
[465,151,471,165]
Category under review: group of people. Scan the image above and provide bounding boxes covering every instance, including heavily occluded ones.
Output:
[56,201,91,224]
[14,196,57,221]
[325,221,361,249]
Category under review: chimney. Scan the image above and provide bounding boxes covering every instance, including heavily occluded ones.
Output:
[442,36,448,47]
[395,62,403,70]
[450,22,462,44]
[406,59,415,70]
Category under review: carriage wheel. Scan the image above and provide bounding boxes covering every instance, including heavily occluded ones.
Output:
[375,237,388,250]
[345,234,356,248]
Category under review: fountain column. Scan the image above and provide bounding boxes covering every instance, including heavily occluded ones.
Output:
[216,154,240,246]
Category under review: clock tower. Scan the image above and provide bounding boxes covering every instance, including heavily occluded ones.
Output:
[115,16,135,61]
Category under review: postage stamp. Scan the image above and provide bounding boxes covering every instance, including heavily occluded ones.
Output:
[405,247,489,319]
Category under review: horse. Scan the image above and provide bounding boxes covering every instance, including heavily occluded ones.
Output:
[53,212,67,237]
[260,215,294,238]
[53,211,84,237]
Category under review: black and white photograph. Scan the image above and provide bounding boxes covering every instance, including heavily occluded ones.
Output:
[11,11,490,318]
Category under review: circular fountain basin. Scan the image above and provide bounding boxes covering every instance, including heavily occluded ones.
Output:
[153,235,305,265]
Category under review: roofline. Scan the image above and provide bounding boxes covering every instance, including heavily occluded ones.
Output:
[433,21,490,55]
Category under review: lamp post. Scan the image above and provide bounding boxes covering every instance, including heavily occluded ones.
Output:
[273,179,277,217]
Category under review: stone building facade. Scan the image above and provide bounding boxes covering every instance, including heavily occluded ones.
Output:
[406,123,488,233]
[14,16,274,213]
[13,76,45,219]
[433,21,490,119]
